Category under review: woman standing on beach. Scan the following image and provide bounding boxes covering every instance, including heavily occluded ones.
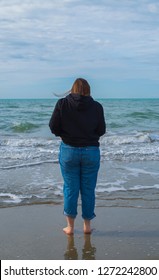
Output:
[49,78,106,234]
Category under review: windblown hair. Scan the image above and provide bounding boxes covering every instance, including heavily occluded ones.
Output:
[71,78,90,96]
[53,78,90,97]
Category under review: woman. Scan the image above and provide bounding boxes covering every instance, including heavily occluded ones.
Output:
[49,78,106,234]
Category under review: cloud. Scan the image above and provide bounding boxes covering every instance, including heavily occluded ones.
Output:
[0,0,159,98]
[147,3,159,13]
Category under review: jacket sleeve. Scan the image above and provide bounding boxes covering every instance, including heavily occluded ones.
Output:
[49,100,62,136]
[96,105,106,136]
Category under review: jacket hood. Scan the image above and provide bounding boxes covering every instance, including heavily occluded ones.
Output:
[66,94,94,111]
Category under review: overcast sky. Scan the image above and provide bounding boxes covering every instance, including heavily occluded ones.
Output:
[0,0,159,98]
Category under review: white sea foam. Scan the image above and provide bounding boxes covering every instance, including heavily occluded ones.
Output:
[121,166,159,176]
[97,180,127,193]
[0,160,58,170]
[0,192,49,204]
[97,186,126,193]
[150,133,159,142]
[1,130,159,165]
[0,193,22,204]
[131,184,159,191]
[101,132,151,146]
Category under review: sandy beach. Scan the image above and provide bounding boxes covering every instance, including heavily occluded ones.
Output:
[0,204,159,260]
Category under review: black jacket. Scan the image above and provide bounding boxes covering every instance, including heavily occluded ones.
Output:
[49,94,106,147]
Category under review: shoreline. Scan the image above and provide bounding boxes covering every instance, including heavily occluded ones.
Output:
[0,204,159,260]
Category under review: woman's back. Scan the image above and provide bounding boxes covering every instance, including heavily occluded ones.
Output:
[49,93,105,147]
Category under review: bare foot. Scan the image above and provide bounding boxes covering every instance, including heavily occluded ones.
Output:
[63,226,74,235]
[63,216,75,235]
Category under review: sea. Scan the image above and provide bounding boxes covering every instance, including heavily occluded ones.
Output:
[0,98,159,209]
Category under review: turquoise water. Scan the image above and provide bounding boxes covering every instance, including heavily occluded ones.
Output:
[0,98,159,208]
[0,98,159,135]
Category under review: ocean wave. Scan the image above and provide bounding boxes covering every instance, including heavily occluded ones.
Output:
[96,183,159,193]
[108,122,125,129]
[11,122,40,133]
[125,111,159,120]
[0,160,58,170]
[5,104,20,109]
[150,133,159,142]
[0,189,63,208]
[0,193,23,204]
[0,192,50,206]
[101,132,158,145]
[99,132,159,161]
[0,132,159,165]
[131,184,159,190]
[1,132,158,148]
[101,148,159,161]
[120,165,159,176]
[97,180,127,192]
[0,137,54,148]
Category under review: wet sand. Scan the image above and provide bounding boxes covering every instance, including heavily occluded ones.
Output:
[0,205,159,260]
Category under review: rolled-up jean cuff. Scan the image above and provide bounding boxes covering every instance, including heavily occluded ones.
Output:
[82,213,96,220]
[63,211,77,219]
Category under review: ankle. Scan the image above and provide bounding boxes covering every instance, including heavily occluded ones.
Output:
[83,220,91,234]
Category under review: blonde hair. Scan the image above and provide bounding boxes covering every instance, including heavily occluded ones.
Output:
[71,78,90,96]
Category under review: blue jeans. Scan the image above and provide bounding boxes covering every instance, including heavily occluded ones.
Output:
[59,142,100,220]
